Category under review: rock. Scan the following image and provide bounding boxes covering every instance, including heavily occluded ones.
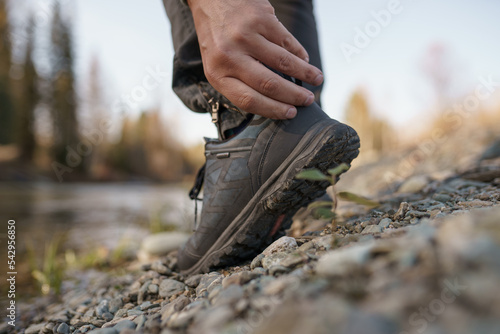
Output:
[167,301,207,329]
[139,232,190,258]
[251,254,265,269]
[263,276,300,295]
[361,225,383,234]
[213,285,244,306]
[398,175,429,193]
[148,284,159,294]
[316,242,374,276]
[151,261,172,275]
[161,295,191,322]
[108,298,123,315]
[25,323,47,334]
[56,323,70,334]
[159,279,185,298]
[127,309,143,317]
[261,252,290,269]
[262,237,298,256]
[378,218,392,228]
[222,271,260,288]
[312,235,334,250]
[134,314,147,331]
[191,305,235,333]
[196,273,223,297]
[96,300,109,317]
[269,265,291,276]
[102,312,113,322]
[433,193,452,203]
[394,202,410,221]
[87,329,118,334]
[184,274,203,288]
[252,267,267,275]
[113,319,136,332]
[113,309,127,319]
[280,252,308,268]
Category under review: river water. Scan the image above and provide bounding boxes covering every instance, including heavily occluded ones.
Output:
[1,182,195,258]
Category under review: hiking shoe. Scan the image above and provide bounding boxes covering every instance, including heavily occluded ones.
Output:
[178,102,360,275]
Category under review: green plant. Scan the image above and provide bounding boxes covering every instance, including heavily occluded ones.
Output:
[27,237,66,295]
[296,163,379,220]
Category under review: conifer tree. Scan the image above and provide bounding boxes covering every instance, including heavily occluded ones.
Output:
[49,1,79,164]
[16,15,39,162]
[0,0,14,144]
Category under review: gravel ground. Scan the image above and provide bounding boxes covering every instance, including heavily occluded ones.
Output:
[7,137,500,334]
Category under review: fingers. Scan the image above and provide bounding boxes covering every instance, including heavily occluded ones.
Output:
[253,13,323,87]
[231,57,315,107]
[216,76,298,120]
[262,12,310,63]
[254,35,323,87]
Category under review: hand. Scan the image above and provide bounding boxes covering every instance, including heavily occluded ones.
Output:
[187,0,324,119]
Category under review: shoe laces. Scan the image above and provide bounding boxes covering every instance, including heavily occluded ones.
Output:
[189,163,205,231]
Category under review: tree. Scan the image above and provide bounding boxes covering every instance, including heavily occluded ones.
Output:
[15,15,39,162]
[0,0,15,145]
[49,1,79,164]
[345,89,394,156]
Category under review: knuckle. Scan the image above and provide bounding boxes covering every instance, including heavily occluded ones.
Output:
[277,53,293,72]
[281,35,293,50]
[238,93,256,111]
[260,77,279,95]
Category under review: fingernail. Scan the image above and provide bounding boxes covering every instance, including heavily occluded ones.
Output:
[304,55,310,63]
[305,93,314,105]
[314,73,324,85]
[286,107,297,119]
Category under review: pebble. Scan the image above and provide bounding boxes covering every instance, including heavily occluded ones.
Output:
[433,193,452,203]
[113,319,136,332]
[262,237,298,256]
[161,295,191,321]
[56,322,70,334]
[251,254,265,269]
[159,279,185,298]
[394,202,410,221]
[398,175,429,193]
[222,271,260,288]
[316,242,374,276]
[213,285,244,306]
[87,329,118,334]
[361,225,383,234]
[126,309,143,317]
[184,274,203,288]
[378,218,392,228]
[108,298,123,314]
[134,314,147,331]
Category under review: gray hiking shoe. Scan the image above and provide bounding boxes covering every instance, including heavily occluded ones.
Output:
[178,102,360,275]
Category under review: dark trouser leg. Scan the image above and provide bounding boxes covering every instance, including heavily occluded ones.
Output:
[162,0,323,137]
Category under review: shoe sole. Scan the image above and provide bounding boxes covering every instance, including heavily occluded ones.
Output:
[180,120,360,275]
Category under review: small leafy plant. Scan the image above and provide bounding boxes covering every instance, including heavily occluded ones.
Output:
[296,163,379,220]
[27,237,65,295]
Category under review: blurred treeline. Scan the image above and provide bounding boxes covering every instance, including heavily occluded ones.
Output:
[0,0,202,182]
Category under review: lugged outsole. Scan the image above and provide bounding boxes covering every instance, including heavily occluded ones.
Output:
[180,123,360,275]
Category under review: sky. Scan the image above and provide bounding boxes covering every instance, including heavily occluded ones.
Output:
[25,0,500,145]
